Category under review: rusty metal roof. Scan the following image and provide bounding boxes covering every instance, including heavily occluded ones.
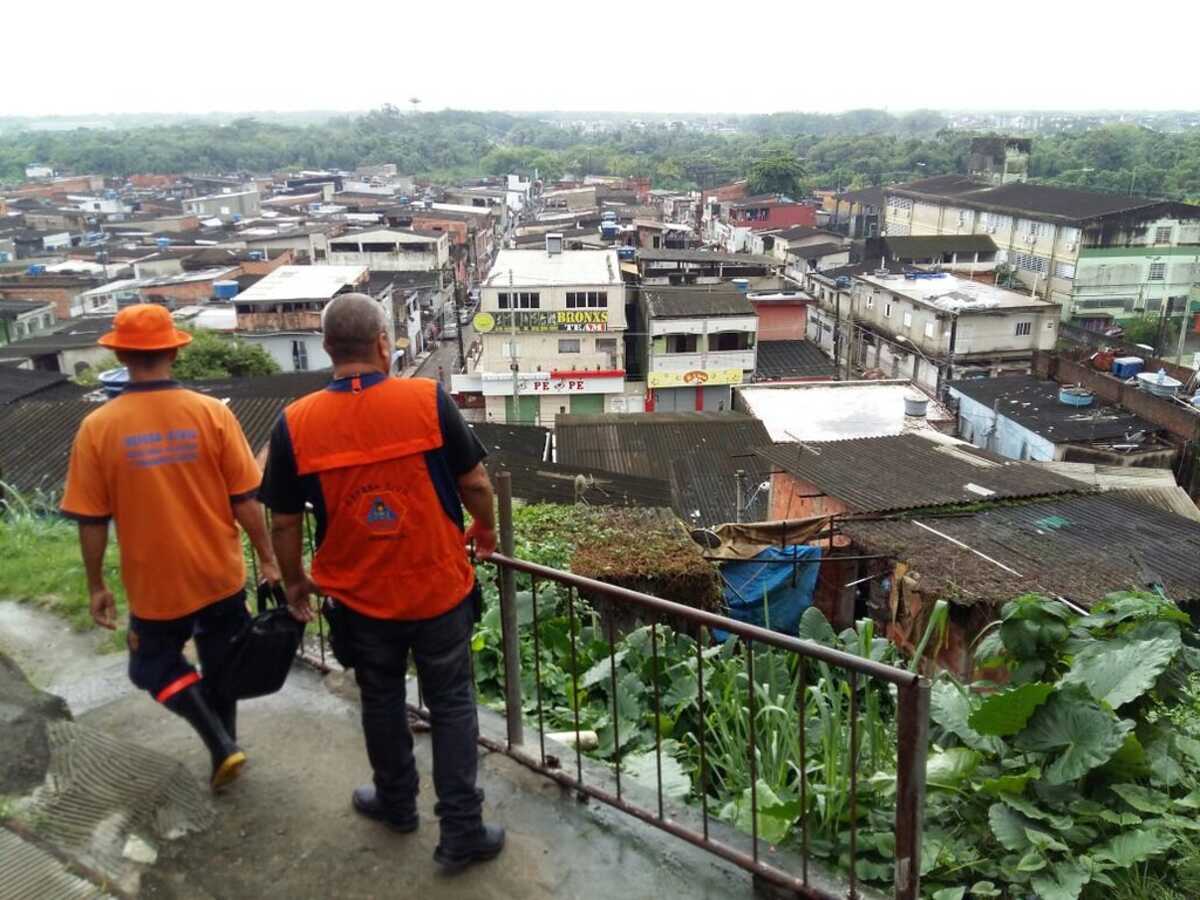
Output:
[756,434,1085,513]
[842,492,1200,606]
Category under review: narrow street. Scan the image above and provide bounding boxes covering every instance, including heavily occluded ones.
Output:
[414,320,476,386]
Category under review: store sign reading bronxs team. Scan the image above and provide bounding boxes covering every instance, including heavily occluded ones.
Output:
[473,310,608,333]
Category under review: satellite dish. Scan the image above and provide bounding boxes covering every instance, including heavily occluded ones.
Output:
[689,528,721,550]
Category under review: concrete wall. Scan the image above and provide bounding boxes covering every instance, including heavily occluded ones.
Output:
[244,333,332,373]
[753,303,808,340]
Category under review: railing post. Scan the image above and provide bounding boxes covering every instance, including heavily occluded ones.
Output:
[495,471,524,748]
[893,677,930,900]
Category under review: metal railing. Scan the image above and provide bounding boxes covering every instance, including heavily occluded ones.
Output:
[475,474,930,900]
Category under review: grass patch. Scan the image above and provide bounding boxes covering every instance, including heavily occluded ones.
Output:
[0,510,127,651]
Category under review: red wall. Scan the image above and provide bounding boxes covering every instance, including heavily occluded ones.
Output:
[731,205,816,231]
[753,303,808,340]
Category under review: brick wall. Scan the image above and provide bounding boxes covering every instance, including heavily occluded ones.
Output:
[1034,350,1200,441]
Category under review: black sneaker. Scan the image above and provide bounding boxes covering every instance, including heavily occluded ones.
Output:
[434,824,506,873]
[351,785,419,833]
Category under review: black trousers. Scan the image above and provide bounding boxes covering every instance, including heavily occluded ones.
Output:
[128,592,249,700]
[342,591,482,845]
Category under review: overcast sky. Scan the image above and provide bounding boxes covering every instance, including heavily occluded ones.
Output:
[4,1,1197,117]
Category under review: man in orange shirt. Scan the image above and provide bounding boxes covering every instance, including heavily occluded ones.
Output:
[60,305,280,791]
[260,293,504,872]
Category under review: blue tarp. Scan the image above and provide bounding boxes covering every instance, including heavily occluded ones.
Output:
[714,545,822,641]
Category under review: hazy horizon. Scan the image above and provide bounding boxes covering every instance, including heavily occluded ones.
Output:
[4,0,1198,118]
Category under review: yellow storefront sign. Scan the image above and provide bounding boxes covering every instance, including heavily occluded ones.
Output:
[647,368,745,388]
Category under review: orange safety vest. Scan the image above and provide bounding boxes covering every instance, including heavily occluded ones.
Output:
[283,376,475,620]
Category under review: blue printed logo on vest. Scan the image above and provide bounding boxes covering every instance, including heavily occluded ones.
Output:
[358,491,405,536]
[367,497,397,524]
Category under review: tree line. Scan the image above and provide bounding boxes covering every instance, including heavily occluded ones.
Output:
[3,106,1199,202]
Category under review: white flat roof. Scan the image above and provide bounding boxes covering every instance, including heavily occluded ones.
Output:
[429,203,494,217]
[330,228,439,244]
[486,249,621,287]
[236,265,367,302]
[858,273,1055,312]
[737,380,954,441]
[187,189,259,202]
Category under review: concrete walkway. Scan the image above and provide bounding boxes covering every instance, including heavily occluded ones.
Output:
[1,603,752,900]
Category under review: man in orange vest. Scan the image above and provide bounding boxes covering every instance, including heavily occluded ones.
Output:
[60,304,280,791]
[260,293,504,872]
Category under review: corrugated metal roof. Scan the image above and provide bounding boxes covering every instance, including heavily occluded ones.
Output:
[557,412,768,480]
[753,340,835,381]
[470,421,549,460]
[1114,486,1200,522]
[0,367,68,405]
[842,492,1200,606]
[556,412,771,526]
[756,434,1085,513]
[0,395,287,497]
[884,233,998,258]
[484,451,672,509]
[1034,461,1179,491]
[644,287,755,318]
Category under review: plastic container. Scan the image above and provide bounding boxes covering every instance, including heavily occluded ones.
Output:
[1058,386,1094,407]
[1136,369,1182,398]
[1111,356,1144,379]
[98,367,130,399]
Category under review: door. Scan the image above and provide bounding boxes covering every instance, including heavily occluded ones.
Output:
[568,393,604,415]
[505,395,539,425]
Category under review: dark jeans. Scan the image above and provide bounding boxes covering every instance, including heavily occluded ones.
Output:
[343,592,482,845]
[128,592,250,698]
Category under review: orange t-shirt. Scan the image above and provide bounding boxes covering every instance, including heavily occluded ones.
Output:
[60,383,262,620]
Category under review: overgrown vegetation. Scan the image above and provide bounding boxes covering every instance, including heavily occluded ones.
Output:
[4,108,1200,199]
[471,507,1200,899]
[75,329,280,386]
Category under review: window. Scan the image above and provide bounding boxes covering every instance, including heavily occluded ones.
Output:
[924,321,936,339]
[1155,226,1172,244]
[516,291,540,309]
[1060,226,1080,245]
[498,292,509,309]
[1015,321,1032,337]
[1053,261,1076,280]
[865,294,874,310]
[888,197,913,213]
[566,291,607,309]
[884,302,893,319]
[902,310,913,328]
[595,338,617,352]
[665,334,699,353]
[558,338,581,353]
[1013,252,1048,274]
[1148,262,1166,281]
[291,340,309,371]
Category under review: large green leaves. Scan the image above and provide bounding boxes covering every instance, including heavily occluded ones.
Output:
[988,803,1034,851]
[1014,691,1132,784]
[969,682,1055,737]
[1063,621,1181,708]
[1092,829,1174,867]
[929,680,1003,753]
[926,747,981,790]
[1109,782,1169,815]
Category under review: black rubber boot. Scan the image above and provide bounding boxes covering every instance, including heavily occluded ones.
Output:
[351,784,419,833]
[203,682,237,742]
[163,682,246,791]
[433,824,505,873]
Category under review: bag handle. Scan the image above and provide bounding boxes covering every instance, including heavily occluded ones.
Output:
[255,581,288,615]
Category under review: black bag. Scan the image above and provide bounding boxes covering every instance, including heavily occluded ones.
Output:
[215,582,305,700]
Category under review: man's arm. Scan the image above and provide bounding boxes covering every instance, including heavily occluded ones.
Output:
[232,498,281,583]
[271,512,315,622]
[78,522,116,630]
[459,463,497,558]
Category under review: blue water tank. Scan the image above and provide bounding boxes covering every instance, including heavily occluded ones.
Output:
[731,278,750,294]
[98,367,130,399]
[601,223,618,239]
[213,280,240,300]
[617,246,636,260]
[1111,356,1144,379]
[26,264,46,275]
[1058,386,1094,407]
[155,237,171,249]
[246,250,265,261]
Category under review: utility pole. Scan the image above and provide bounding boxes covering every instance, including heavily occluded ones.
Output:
[734,469,746,524]
[832,290,841,379]
[508,269,520,423]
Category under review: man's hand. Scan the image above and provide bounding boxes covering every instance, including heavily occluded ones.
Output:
[89,585,117,630]
[465,520,497,559]
[284,573,319,623]
[258,556,282,585]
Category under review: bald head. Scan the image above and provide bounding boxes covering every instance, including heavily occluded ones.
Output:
[322,293,387,365]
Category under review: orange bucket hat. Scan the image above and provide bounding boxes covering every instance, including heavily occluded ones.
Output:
[98,304,193,351]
